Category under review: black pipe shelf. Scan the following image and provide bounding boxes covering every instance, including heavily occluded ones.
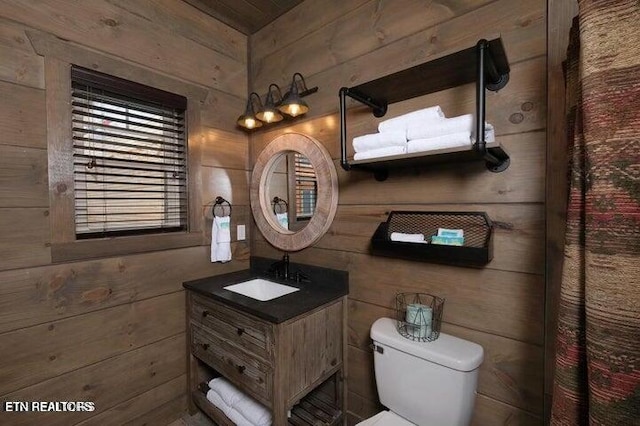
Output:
[339,37,511,181]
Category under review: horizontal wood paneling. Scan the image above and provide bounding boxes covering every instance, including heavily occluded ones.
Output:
[0,80,46,148]
[254,243,544,345]
[0,245,247,334]
[201,166,250,206]
[251,0,545,118]
[0,334,185,425]
[201,127,250,170]
[0,208,50,271]
[75,375,186,426]
[0,43,44,89]
[472,394,542,426]
[0,292,185,395]
[252,0,494,88]
[0,144,48,207]
[0,0,246,96]
[107,0,247,62]
[250,0,369,61]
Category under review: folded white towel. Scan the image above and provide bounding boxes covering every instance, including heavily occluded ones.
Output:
[407,114,495,142]
[208,378,272,426]
[206,389,254,426]
[407,133,472,154]
[352,130,406,152]
[211,216,232,263]
[390,232,426,243]
[378,106,445,133]
[276,212,288,229]
[353,145,406,161]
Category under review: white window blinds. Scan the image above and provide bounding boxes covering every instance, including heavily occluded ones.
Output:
[71,66,188,238]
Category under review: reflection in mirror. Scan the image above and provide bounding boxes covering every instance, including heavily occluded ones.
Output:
[266,151,317,232]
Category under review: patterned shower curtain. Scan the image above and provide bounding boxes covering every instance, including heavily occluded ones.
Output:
[550,1,640,425]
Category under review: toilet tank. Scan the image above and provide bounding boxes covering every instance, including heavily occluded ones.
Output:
[370,318,484,426]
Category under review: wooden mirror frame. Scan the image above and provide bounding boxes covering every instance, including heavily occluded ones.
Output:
[251,133,338,252]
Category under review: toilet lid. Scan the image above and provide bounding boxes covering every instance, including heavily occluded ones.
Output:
[356,411,415,426]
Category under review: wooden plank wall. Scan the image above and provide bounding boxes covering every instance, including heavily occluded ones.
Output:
[0,1,250,425]
[249,1,547,424]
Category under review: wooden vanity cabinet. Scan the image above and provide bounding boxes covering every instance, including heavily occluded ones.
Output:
[186,291,347,426]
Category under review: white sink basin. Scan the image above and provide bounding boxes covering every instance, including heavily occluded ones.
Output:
[223,279,299,301]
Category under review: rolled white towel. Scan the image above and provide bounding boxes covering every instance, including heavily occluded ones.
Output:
[208,377,272,426]
[378,106,445,133]
[352,130,406,152]
[407,114,495,142]
[353,145,406,161]
[234,393,272,426]
[407,133,472,154]
[206,389,254,426]
[390,232,426,243]
[208,377,243,407]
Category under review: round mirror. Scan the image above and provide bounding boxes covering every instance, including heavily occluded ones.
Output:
[251,133,338,252]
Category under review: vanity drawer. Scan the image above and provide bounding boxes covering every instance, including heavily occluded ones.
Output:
[190,294,274,362]
[192,323,273,407]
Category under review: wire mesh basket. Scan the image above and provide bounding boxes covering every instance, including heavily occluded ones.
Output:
[395,292,445,342]
[371,211,494,266]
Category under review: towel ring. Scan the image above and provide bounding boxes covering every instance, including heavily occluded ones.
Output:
[212,196,232,217]
[272,196,289,214]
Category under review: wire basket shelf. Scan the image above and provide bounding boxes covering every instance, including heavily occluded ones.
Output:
[395,292,445,342]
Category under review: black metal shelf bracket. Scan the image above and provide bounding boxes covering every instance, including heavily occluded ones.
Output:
[338,37,511,178]
[339,87,388,171]
[475,39,510,173]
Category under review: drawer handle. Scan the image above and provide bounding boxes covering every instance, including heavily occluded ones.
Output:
[236,327,245,336]
[202,310,209,318]
[201,343,210,351]
[237,365,246,374]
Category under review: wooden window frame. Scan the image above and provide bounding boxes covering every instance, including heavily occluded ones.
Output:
[33,31,208,262]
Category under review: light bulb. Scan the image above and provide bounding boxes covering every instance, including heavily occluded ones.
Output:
[289,104,300,117]
[263,111,274,122]
[245,117,256,129]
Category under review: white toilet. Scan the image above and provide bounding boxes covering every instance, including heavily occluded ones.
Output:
[357,318,484,426]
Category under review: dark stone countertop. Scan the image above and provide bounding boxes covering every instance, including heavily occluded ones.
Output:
[183,257,348,324]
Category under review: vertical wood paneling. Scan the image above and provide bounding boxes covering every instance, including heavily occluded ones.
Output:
[250,0,547,422]
[0,4,248,426]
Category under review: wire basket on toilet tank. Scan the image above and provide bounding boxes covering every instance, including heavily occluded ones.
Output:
[395,293,444,342]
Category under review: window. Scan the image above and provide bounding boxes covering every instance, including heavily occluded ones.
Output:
[294,152,317,219]
[71,66,188,238]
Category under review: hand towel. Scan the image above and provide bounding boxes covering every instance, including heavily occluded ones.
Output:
[378,106,445,133]
[406,133,472,154]
[208,377,272,426]
[211,215,232,263]
[407,114,495,142]
[352,130,406,152]
[276,212,289,229]
[390,232,426,243]
[353,145,406,161]
[206,389,254,426]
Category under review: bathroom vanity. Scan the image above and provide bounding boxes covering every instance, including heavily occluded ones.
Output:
[183,258,348,426]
